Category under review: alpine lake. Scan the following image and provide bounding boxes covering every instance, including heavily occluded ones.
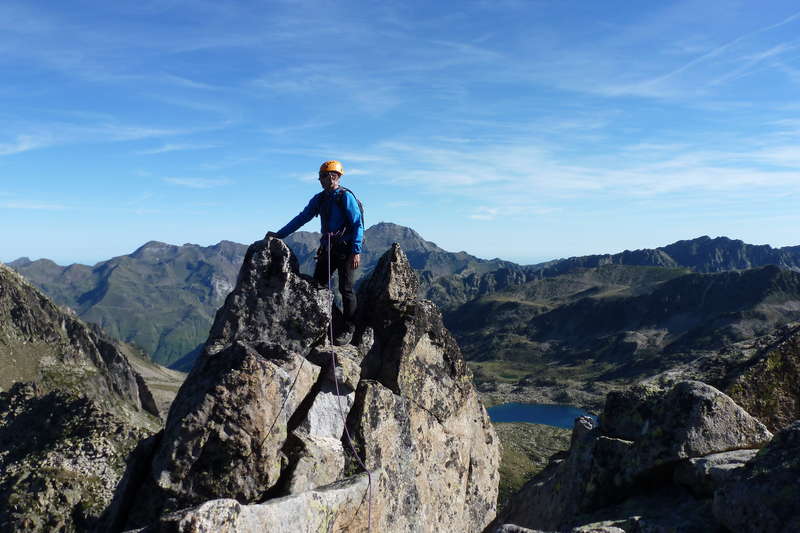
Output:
[487,403,597,429]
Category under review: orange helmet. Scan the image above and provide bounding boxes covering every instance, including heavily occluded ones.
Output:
[319,160,344,176]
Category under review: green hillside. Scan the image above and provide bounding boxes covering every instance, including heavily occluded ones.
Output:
[450,265,800,409]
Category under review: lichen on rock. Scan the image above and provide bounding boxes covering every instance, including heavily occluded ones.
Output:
[491,381,774,532]
[713,420,800,532]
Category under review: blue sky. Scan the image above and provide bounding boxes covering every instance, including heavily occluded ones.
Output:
[2,0,800,266]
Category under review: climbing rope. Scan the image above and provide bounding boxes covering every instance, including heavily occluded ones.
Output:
[326,232,373,532]
[248,354,307,459]
[250,234,373,530]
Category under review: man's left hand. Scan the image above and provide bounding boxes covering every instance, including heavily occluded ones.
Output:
[350,254,361,270]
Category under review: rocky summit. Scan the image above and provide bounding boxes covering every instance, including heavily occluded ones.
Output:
[489,380,800,532]
[105,238,500,532]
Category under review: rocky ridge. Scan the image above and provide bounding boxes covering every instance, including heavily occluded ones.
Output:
[105,238,499,532]
[538,235,800,277]
[11,232,800,371]
[9,223,509,368]
[642,321,800,434]
[430,234,800,312]
[0,262,158,421]
[9,240,248,367]
[0,383,149,531]
[0,263,163,531]
[490,380,800,532]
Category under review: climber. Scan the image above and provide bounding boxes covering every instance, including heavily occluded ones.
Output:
[267,160,364,346]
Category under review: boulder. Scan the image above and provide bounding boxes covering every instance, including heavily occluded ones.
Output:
[203,238,331,355]
[492,381,773,532]
[283,432,346,494]
[602,381,772,483]
[491,417,631,532]
[713,420,800,532]
[148,341,319,501]
[357,244,473,422]
[284,344,362,494]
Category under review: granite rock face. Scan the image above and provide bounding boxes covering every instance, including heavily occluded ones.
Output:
[713,420,800,533]
[137,473,378,533]
[724,324,800,432]
[602,381,772,484]
[347,243,500,531]
[492,381,773,532]
[113,239,499,532]
[673,448,758,497]
[120,238,330,526]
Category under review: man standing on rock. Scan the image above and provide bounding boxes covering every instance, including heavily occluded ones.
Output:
[267,160,364,346]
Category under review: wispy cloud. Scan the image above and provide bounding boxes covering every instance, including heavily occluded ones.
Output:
[262,120,335,137]
[1,201,66,210]
[501,8,800,101]
[138,143,219,154]
[319,132,800,216]
[252,64,403,115]
[769,118,800,137]
[0,134,53,156]
[92,124,192,142]
[470,207,499,220]
[196,155,258,171]
[156,73,223,91]
[386,200,417,208]
[163,177,232,188]
[1,119,219,157]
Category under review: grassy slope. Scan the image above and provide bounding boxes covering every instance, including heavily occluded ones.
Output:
[494,422,571,510]
[455,265,800,410]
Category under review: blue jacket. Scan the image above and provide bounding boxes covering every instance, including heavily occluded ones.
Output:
[275,188,364,254]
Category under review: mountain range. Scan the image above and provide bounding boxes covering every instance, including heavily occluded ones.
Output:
[452,263,800,407]
[8,225,800,375]
[8,223,509,367]
[3,230,800,531]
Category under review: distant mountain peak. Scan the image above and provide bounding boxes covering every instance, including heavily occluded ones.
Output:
[131,241,209,264]
[131,240,174,257]
[365,222,445,252]
[7,257,32,267]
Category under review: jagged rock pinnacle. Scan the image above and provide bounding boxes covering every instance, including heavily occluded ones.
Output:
[111,238,500,532]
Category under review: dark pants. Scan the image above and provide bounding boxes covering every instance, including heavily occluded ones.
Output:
[314,243,357,325]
